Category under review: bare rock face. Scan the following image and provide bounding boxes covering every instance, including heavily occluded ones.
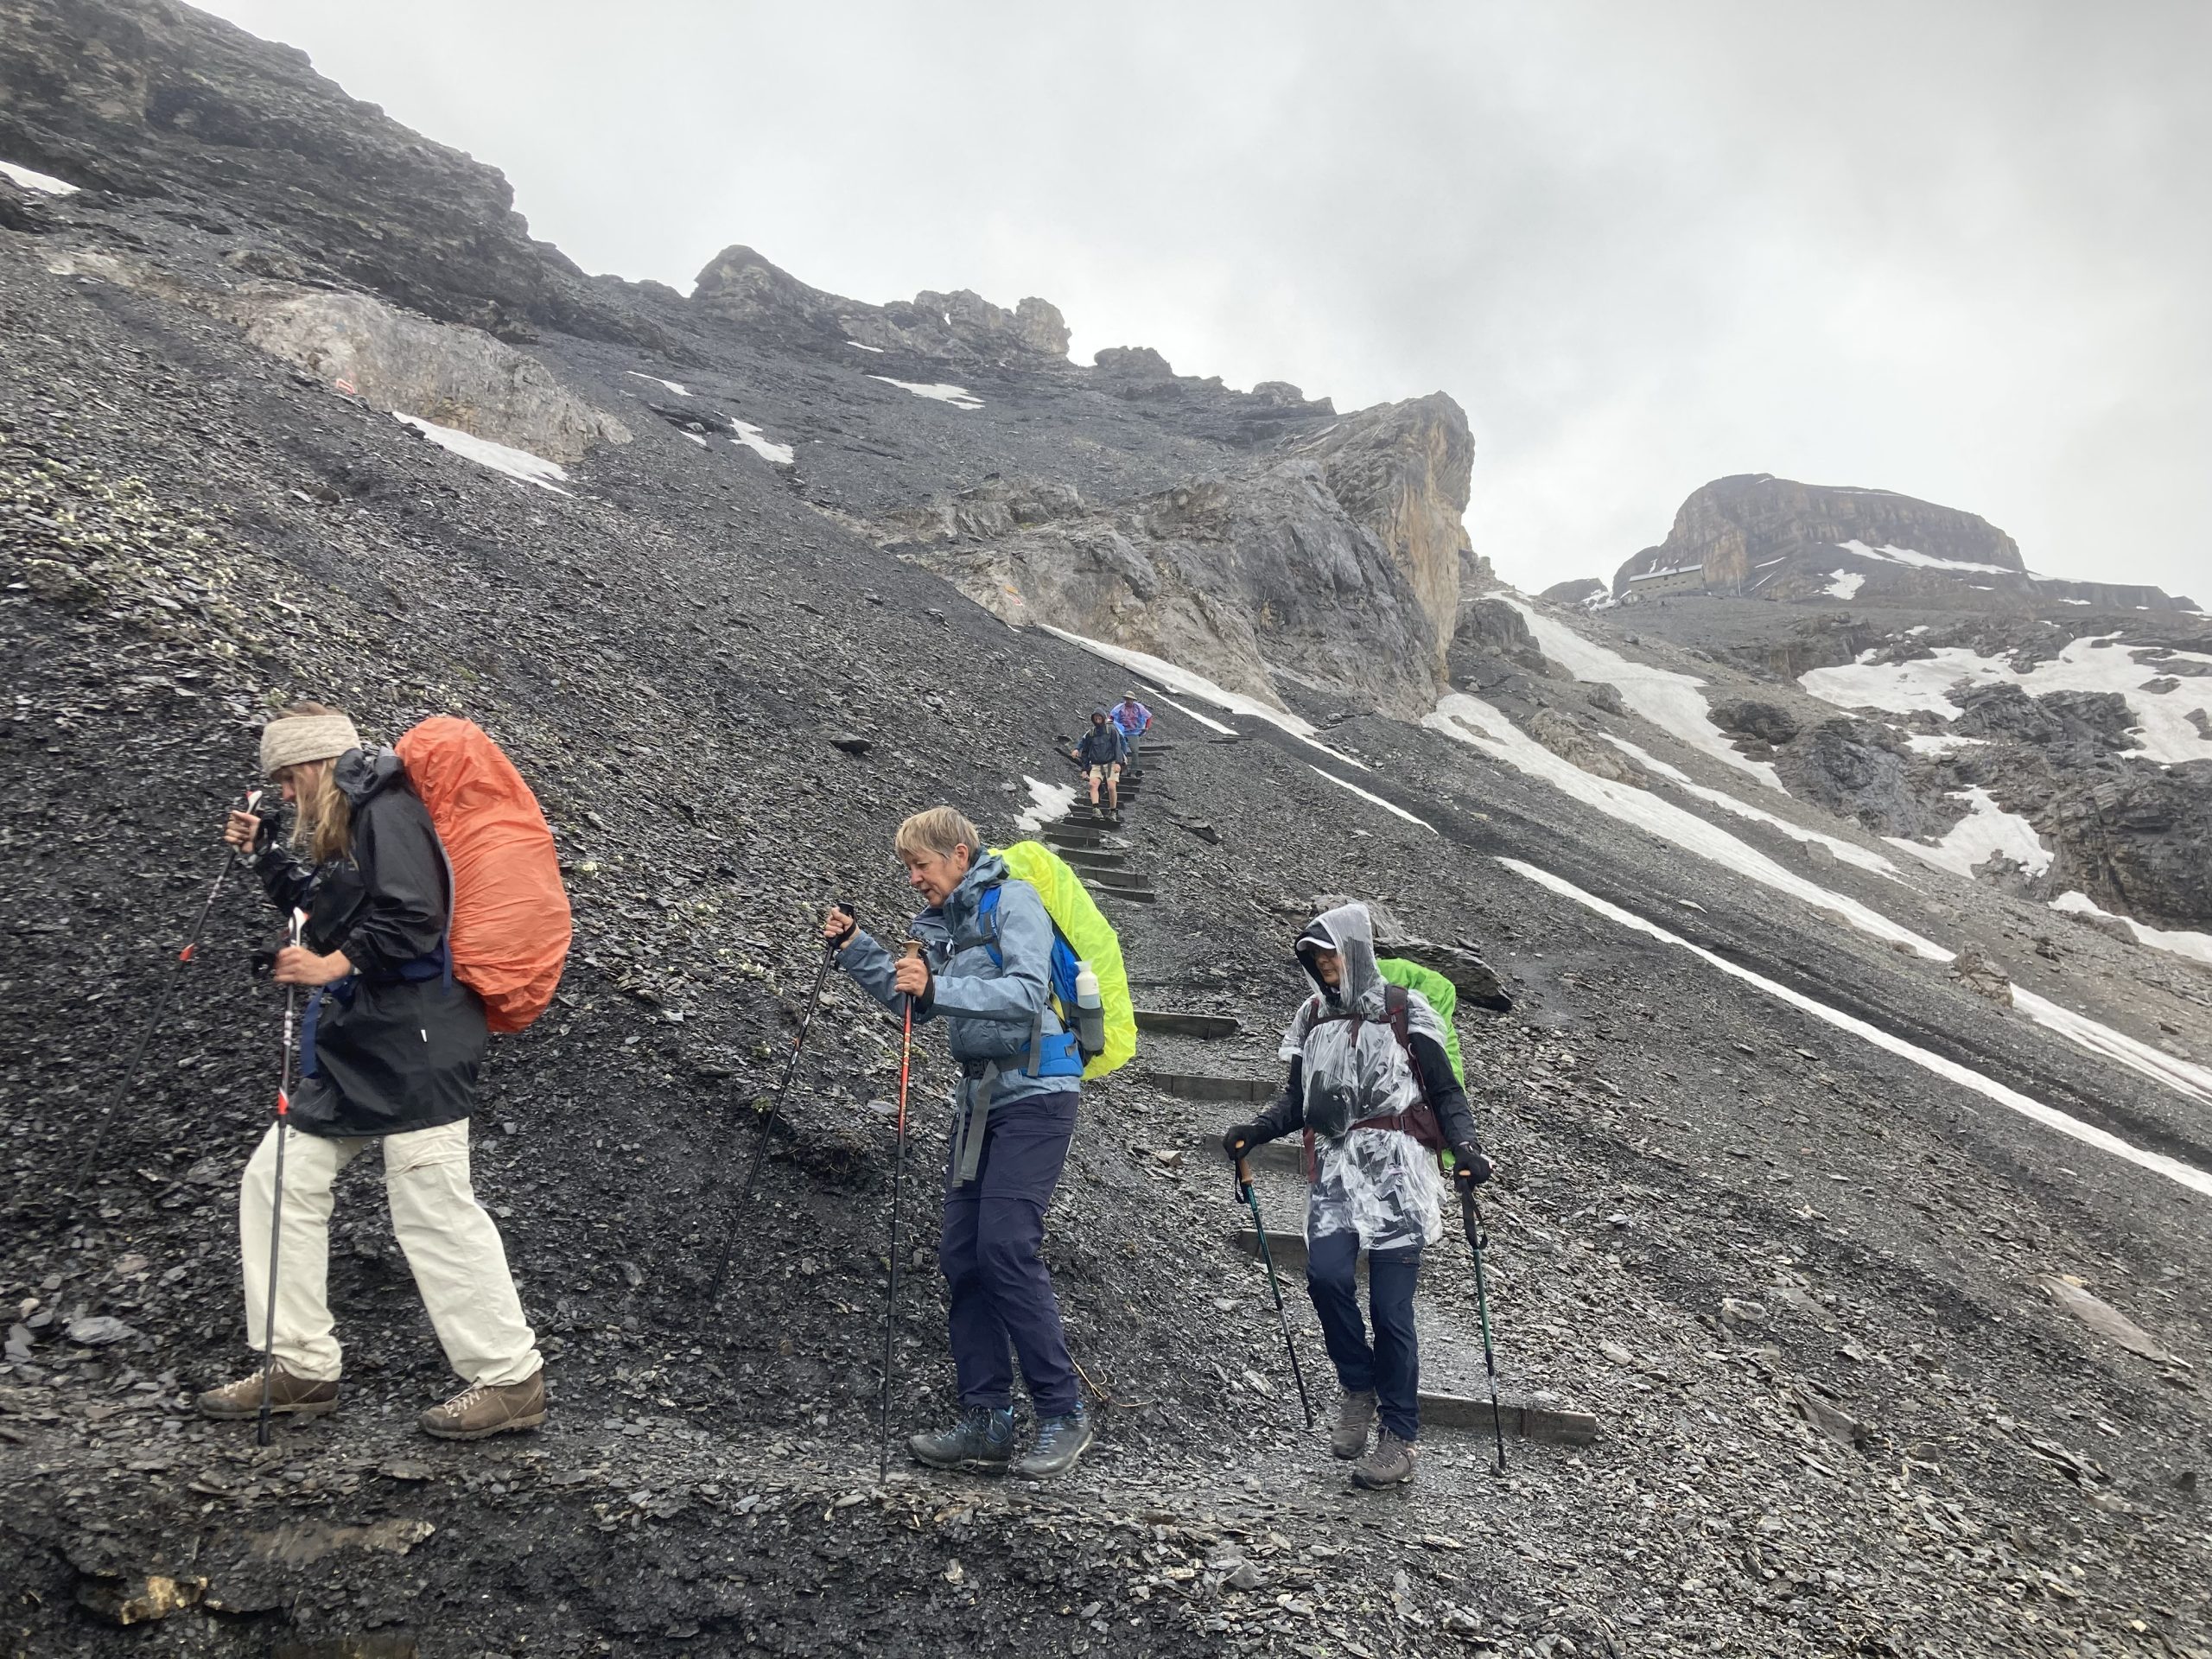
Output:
[690,245,1069,363]
[1540,576,1606,607]
[0,0,646,344]
[883,393,1474,718]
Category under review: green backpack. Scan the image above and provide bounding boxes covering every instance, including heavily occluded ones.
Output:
[988,841,1139,1080]
[1376,957,1465,1089]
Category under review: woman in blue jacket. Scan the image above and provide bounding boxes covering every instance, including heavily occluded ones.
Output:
[824,805,1094,1479]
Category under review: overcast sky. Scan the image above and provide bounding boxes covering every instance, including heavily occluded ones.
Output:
[200,1,2210,599]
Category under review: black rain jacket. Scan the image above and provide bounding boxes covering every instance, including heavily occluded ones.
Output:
[252,748,486,1139]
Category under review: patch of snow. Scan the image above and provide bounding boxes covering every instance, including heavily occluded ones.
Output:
[682,430,707,447]
[626,372,690,397]
[1832,538,2014,577]
[1013,774,1077,838]
[1823,570,1865,601]
[1153,693,1233,735]
[1598,733,1898,876]
[2058,597,2092,606]
[1500,597,1783,791]
[2051,892,2212,969]
[731,420,795,467]
[1427,694,1941,955]
[392,413,569,494]
[869,375,982,410]
[1497,859,2212,1193]
[846,341,886,353]
[1885,786,2051,879]
[1800,634,2212,764]
[2012,987,2212,1106]
[2,159,78,195]
[1630,563,1701,583]
[1308,766,1437,834]
[1904,734,1983,755]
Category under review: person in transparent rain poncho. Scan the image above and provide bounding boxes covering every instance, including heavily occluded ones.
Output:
[1220,902,1491,1490]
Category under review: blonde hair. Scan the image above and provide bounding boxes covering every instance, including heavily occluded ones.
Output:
[278,700,354,864]
[894,805,980,865]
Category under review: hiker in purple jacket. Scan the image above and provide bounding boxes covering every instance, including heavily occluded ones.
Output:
[1109,694,1152,776]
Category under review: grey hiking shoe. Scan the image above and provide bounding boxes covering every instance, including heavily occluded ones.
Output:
[1351,1426,1416,1490]
[197,1362,338,1422]
[420,1370,546,1440]
[909,1405,1015,1474]
[1331,1389,1377,1459]
[1010,1406,1095,1480]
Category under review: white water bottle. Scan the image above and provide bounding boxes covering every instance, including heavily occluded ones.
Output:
[1074,960,1106,1056]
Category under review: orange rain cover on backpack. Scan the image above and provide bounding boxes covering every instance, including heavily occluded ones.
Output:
[393,717,571,1033]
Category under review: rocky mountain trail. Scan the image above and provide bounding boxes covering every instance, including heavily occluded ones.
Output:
[5,3,2212,1655]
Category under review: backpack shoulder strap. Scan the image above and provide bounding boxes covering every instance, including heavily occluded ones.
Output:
[975,883,1005,967]
[1382,984,1430,1102]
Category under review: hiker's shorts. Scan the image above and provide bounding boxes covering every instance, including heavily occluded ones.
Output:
[1087,763,1121,783]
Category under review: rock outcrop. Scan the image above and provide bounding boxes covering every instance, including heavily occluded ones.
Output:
[690,245,1070,363]
[1611,474,2193,613]
[877,393,1475,718]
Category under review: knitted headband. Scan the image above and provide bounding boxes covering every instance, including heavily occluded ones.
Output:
[260,713,361,776]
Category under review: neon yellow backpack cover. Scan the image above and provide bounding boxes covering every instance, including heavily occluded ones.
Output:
[993,840,1139,1080]
[1376,957,1465,1089]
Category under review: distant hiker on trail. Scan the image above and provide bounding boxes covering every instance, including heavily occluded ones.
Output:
[196,702,547,1441]
[1070,709,1125,822]
[1220,901,1491,1491]
[1109,693,1152,776]
[823,806,1096,1480]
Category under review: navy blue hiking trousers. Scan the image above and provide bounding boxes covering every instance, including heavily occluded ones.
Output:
[938,1090,1081,1418]
[1306,1232,1423,1440]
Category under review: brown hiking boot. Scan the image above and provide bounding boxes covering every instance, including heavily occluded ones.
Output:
[419,1370,546,1441]
[1351,1427,1416,1490]
[196,1362,339,1422]
[1331,1389,1376,1459]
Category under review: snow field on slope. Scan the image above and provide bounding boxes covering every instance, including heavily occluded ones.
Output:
[2051,892,2212,969]
[392,413,569,493]
[1885,786,2052,879]
[731,420,794,467]
[1430,692,2212,1106]
[1502,596,1784,791]
[2,159,78,194]
[1308,766,1437,833]
[1830,538,2014,576]
[1428,694,1940,954]
[1497,860,2212,1196]
[625,371,690,396]
[1597,732,1898,877]
[1824,571,1866,600]
[1801,635,2212,765]
[868,375,982,410]
[1013,775,1076,838]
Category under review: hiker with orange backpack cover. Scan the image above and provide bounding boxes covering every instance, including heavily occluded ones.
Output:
[195,702,561,1441]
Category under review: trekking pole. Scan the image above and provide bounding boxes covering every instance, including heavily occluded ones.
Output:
[256,906,306,1448]
[70,788,266,1213]
[704,903,850,1306]
[1236,1156,1314,1427]
[1459,1185,1508,1474]
[880,938,923,1483]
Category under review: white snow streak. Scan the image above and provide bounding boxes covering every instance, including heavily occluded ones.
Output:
[1885,786,2052,879]
[1308,766,1437,833]
[1154,693,1233,734]
[2011,988,2212,1105]
[1599,733,1898,876]
[1823,570,1866,601]
[846,341,886,353]
[2,159,78,195]
[1503,597,1783,790]
[2051,892,2212,969]
[1905,734,1984,754]
[625,372,690,397]
[1497,859,2212,1195]
[1428,694,1941,955]
[1013,774,1077,838]
[869,375,982,410]
[392,413,569,494]
[1832,538,2015,576]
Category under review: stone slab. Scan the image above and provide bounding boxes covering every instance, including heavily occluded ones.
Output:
[1146,1071,1276,1102]
[1135,1009,1243,1039]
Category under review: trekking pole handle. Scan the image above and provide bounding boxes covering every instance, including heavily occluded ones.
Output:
[1234,1154,1254,1203]
[825,899,858,950]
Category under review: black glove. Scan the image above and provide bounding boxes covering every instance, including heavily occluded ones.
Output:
[1221,1122,1268,1161]
[1452,1145,1493,1190]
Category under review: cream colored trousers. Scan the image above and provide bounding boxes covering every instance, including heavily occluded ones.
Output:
[238,1117,541,1387]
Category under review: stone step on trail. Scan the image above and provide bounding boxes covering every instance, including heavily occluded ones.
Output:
[1084,880,1157,905]
[1053,846,1134,872]
[1147,1071,1276,1103]
[1135,1009,1242,1040]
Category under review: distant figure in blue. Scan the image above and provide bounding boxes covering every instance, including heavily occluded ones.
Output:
[1109,693,1152,777]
